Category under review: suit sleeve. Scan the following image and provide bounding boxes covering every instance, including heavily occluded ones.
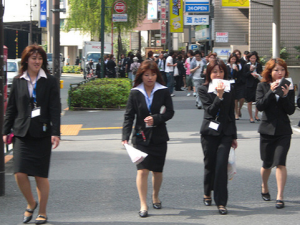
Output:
[244,64,252,77]
[3,78,18,134]
[152,89,174,126]
[122,91,136,141]
[49,77,61,136]
[278,89,295,115]
[199,85,223,118]
[256,83,276,111]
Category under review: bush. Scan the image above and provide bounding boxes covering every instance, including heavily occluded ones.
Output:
[63,65,81,74]
[68,78,132,109]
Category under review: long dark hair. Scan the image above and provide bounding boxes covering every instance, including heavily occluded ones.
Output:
[133,60,165,87]
[19,44,49,76]
[203,59,228,86]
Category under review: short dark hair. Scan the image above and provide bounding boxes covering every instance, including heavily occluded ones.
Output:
[148,51,153,58]
[244,51,249,55]
[194,50,201,58]
[169,50,174,56]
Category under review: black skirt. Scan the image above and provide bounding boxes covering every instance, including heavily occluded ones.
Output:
[260,134,291,169]
[134,142,167,172]
[245,86,257,102]
[13,134,52,178]
[235,84,245,100]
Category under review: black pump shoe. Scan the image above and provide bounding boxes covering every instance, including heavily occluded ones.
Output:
[218,206,227,215]
[23,202,38,223]
[35,215,48,224]
[261,192,271,201]
[276,200,285,209]
[153,202,162,209]
[203,197,212,206]
[139,210,148,218]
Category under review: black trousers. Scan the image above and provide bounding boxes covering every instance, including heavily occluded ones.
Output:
[119,70,125,78]
[201,134,233,206]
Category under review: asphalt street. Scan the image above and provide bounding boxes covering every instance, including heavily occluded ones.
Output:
[1,75,300,225]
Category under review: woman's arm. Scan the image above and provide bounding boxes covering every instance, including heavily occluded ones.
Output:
[198,85,223,117]
[122,91,136,142]
[279,89,295,115]
[151,90,174,126]
[256,83,276,111]
[49,76,61,137]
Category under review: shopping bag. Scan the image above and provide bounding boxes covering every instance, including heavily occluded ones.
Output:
[227,148,237,180]
[124,144,148,165]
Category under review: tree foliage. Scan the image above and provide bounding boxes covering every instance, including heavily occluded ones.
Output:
[65,0,148,40]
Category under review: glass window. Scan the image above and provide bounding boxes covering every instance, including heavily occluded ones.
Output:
[7,62,17,72]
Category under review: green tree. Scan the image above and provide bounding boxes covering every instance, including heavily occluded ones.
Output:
[65,0,148,59]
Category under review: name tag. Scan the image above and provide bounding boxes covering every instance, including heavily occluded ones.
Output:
[31,107,41,118]
[209,121,220,131]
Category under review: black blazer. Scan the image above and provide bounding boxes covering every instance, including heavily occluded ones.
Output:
[227,64,245,84]
[3,74,60,138]
[256,82,295,135]
[122,87,174,146]
[244,62,262,88]
[198,85,237,139]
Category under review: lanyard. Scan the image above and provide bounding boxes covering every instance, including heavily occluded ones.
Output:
[27,73,38,103]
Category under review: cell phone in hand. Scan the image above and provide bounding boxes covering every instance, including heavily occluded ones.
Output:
[274,77,291,97]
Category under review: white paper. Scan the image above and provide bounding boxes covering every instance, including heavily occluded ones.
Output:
[228,148,237,180]
[124,144,148,164]
[209,121,219,131]
[31,108,41,118]
[208,79,231,94]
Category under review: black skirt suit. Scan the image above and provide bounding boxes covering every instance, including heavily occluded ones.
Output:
[256,82,295,169]
[3,71,60,178]
[122,83,174,172]
[198,84,237,206]
[244,62,262,102]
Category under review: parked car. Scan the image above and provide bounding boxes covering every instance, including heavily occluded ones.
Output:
[47,53,64,74]
[7,59,21,95]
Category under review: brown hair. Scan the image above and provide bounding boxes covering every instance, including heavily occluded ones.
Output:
[203,59,228,86]
[207,52,217,59]
[133,60,165,87]
[261,58,288,83]
[19,44,49,76]
[227,53,240,64]
[232,49,241,58]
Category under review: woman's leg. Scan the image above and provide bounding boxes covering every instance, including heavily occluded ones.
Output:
[35,177,50,220]
[152,172,163,203]
[235,100,239,119]
[14,173,36,217]
[136,169,150,211]
[183,76,186,88]
[255,108,260,120]
[261,167,272,194]
[248,102,254,121]
[276,165,287,200]
[238,98,245,117]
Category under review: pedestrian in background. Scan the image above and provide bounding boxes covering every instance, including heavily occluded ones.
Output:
[125,52,134,80]
[175,54,185,91]
[130,57,141,84]
[3,44,60,224]
[122,60,174,218]
[75,56,80,65]
[157,53,167,85]
[184,50,194,96]
[244,51,262,123]
[198,59,238,215]
[118,54,126,78]
[256,58,295,209]
[106,54,116,78]
[96,58,101,78]
[165,51,177,97]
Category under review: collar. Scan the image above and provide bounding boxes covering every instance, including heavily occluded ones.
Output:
[132,82,167,97]
[20,69,48,81]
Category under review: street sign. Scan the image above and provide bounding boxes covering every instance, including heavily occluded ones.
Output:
[113,1,127,14]
[113,14,128,22]
[185,4,210,13]
[184,15,209,25]
[185,0,209,4]
[39,0,47,28]
[189,44,198,50]
[216,32,228,42]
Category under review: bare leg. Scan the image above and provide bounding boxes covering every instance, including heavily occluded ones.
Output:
[136,169,149,211]
[248,102,254,121]
[183,76,186,88]
[35,177,50,220]
[239,98,245,117]
[276,165,287,200]
[152,172,163,203]
[14,173,36,217]
[235,100,239,119]
[255,108,260,120]
[261,167,272,194]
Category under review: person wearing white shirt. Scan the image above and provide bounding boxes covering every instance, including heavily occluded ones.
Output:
[165,51,177,97]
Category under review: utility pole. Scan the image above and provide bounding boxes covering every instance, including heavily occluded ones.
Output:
[0,0,5,196]
[100,0,105,78]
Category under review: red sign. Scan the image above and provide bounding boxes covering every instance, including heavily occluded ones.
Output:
[114,1,127,14]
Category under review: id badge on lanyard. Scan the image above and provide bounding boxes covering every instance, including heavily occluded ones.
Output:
[209,110,220,131]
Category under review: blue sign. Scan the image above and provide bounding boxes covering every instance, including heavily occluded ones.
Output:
[185,4,210,12]
[185,0,209,4]
[189,44,198,50]
[40,0,47,28]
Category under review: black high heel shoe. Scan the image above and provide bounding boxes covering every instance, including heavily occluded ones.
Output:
[138,210,148,218]
[23,201,38,223]
[217,205,227,215]
[276,200,285,209]
[35,215,48,224]
[203,197,212,206]
[261,192,271,201]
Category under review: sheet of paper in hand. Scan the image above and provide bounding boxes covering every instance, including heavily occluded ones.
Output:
[124,144,148,164]
[274,77,291,97]
[208,79,231,93]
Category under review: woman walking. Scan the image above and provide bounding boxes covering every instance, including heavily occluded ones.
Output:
[122,60,174,217]
[256,58,295,209]
[198,59,237,215]
[3,44,60,224]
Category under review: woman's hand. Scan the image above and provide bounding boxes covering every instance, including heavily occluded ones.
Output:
[250,65,255,71]
[215,81,225,99]
[51,136,60,149]
[231,139,238,149]
[251,72,259,78]
[122,140,128,145]
[3,135,7,144]
[144,116,154,126]
[282,84,289,97]
[270,80,279,91]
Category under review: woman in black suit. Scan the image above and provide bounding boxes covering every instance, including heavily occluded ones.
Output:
[256,58,295,209]
[244,51,262,123]
[198,59,237,215]
[3,45,60,224]
[122,60,174,217]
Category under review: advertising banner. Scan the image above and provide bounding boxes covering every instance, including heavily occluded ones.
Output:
[185,4,210,13]
[170,0,184,33]
[148,0,158,20]
[216,32,228,42]
[184,15,209,25]
[40,0,47,28]
[221,0,249,8]
[195,25,209,41]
